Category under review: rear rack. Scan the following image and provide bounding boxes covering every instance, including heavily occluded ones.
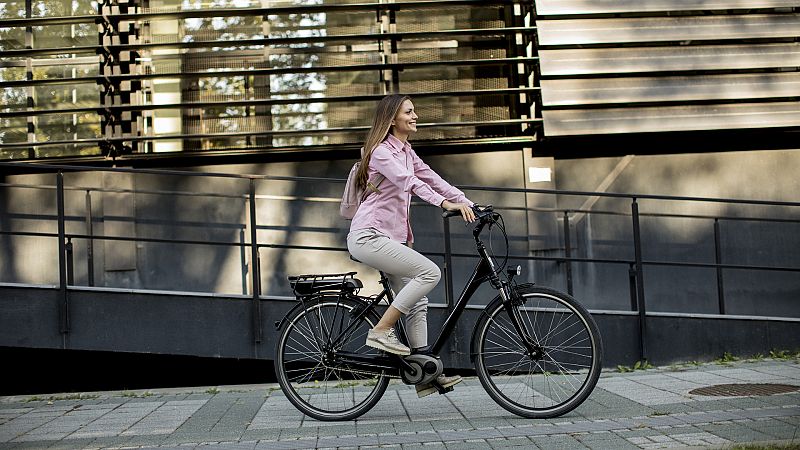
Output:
[288,272,362,297]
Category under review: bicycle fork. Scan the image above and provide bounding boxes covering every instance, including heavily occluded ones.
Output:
[481,242,542,359]
[500,282,544,360]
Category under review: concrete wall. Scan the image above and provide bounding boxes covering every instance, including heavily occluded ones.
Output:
[1,147,799,364]
[551,149,800,317]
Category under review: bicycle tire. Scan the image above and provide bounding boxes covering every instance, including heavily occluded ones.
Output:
[275,295,390,421]
[474,285,603,418]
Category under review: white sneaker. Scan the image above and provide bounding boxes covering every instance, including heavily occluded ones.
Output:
[416,374,462,398]
[365,328,411,355]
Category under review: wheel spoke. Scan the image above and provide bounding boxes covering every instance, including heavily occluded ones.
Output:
[276,298,389,420]
[477,289,601,418]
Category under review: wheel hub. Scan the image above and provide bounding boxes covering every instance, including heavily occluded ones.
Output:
[528,345,545,360]
[322,348,336,365]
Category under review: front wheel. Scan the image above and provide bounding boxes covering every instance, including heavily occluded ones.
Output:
[474,285,603,418]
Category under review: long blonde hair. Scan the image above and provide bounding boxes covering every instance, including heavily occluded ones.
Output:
[356,94,411,190]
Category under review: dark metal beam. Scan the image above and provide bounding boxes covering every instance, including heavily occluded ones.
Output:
[0,27,535,58]
[0,88,541,118]
[0,0,519,27]
[0,119,541,149]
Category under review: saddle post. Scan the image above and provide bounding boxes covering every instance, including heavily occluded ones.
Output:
[378,270,392,294]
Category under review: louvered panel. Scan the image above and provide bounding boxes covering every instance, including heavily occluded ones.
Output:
[535,0,800,16]
[539,44,800,76]
[537,14,800,46]
[543,102,800,135]
[541,73,800,106]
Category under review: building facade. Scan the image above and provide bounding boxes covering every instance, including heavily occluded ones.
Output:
[1,0,799,367]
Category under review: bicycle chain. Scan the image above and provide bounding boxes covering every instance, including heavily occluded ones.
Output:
[321,362,403,381]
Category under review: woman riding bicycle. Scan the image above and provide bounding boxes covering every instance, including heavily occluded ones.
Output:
[347,94,476,397]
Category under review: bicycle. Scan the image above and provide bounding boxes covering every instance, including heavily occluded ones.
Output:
[274,205,603,421]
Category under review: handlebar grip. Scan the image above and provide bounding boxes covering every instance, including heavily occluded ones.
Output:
[442,204,491,219]
[442,209,462,218]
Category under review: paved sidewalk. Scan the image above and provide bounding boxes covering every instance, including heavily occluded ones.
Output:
[1,359,798,449]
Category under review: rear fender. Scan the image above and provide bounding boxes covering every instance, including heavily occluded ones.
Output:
[273,294,337,330]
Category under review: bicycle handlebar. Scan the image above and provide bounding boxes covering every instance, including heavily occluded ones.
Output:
[441,204,494,219]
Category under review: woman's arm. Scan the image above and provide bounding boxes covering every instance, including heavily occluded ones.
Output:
[410,149,475,222]
[371,144,446,207]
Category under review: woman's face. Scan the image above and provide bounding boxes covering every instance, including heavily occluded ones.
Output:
[392,100,418,135]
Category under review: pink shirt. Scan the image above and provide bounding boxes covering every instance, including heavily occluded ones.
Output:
[350,134,472,243]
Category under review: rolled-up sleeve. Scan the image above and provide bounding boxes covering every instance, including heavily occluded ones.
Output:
[410,149,472,205]
[371,144,446,207]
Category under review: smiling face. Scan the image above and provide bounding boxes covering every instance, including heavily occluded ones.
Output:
[391,99,418,138]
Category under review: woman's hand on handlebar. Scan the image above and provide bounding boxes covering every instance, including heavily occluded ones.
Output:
[441,200,476,223]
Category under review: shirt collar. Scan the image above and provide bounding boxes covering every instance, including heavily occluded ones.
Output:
[385,133,411,152]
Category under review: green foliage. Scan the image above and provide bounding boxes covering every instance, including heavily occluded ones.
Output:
[715,352,739,365]
[730,443,800,450]
[121,391,153,398]
[617,360,653,373]
[205,387,220,395]
[24,393,99,403]
[769,349,800,360]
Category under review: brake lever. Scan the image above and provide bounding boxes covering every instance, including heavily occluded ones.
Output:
[472,204,494,220]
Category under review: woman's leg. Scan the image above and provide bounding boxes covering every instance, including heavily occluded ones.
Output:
[348,229,440,333]
[373,305,403,332]
[388,274,428,350]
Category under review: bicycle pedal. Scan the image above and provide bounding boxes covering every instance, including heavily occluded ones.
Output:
[433,383,454,395]
[438,386,454,395]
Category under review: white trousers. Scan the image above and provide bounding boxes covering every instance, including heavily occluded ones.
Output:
[347,228,441,349]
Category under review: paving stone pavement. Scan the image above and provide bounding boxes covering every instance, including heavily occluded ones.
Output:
[0,360,798,449]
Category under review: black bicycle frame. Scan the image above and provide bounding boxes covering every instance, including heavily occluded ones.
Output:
[329,211,536,371]
[429,247,496,354]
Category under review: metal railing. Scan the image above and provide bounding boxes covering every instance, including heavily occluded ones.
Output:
[1,161,799,359]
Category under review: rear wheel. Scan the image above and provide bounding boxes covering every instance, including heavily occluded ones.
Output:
[275,295,390,421]
[474,285,603,418]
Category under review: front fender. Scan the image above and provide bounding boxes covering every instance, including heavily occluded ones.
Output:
[469,283,537,362]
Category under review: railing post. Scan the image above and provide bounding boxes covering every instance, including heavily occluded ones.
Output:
[56,171,70,335]
[628,263,638,312]
[85,189,95,286]
[563,210,574,295]
[66,237,74,285]
[442,216,454,307]
[249,179,263,344]
[631,198,647,362]
[714,218,726,315]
